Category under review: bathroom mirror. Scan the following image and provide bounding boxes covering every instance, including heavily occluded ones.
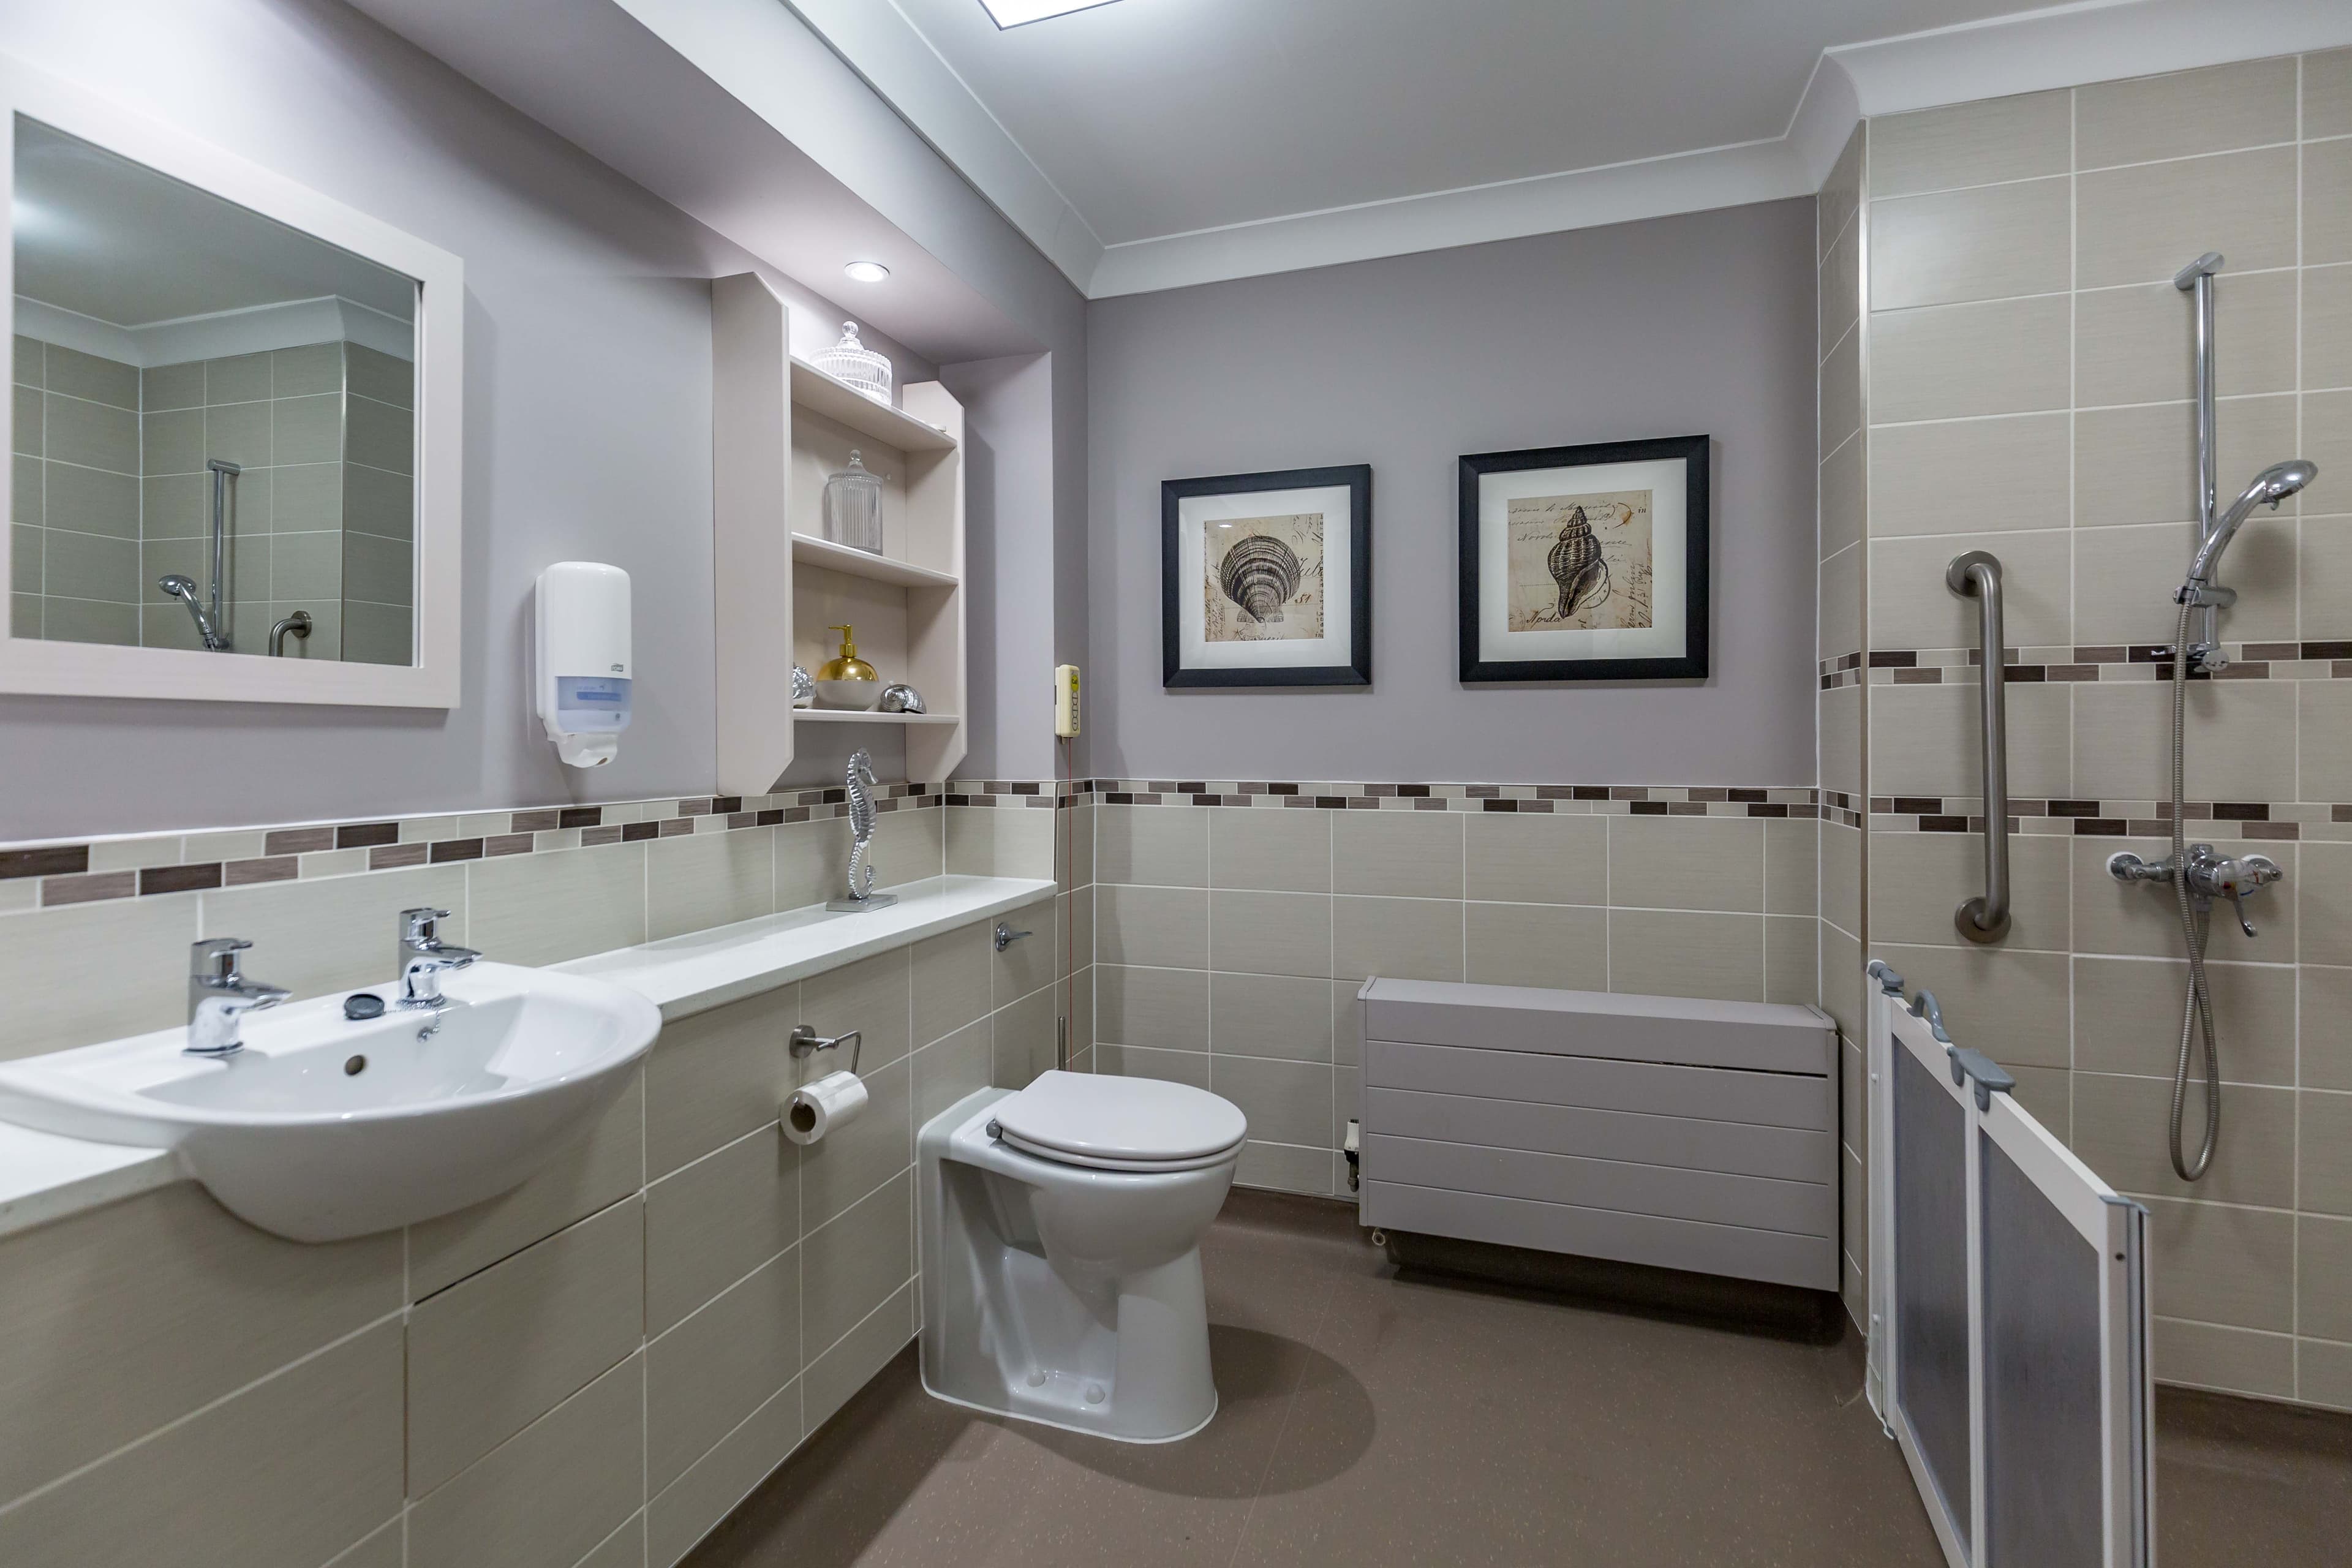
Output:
[0,62,462,706]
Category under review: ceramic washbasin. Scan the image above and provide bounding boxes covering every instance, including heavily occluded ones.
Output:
[0,961,660,1242]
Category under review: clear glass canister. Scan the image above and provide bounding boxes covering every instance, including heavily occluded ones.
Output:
[823,450,884,554]
[813,320,892,405]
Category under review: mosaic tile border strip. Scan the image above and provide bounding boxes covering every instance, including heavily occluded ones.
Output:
[1087,781,1821,818]
[1821,643,2352,690]
[1865,794,2352,840]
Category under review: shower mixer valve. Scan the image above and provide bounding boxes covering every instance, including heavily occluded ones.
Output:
[2108,845,2282,936]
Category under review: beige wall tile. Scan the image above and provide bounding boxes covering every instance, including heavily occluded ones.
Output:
[912,1016,992,1126]
[868,806,943,891]
[801,1052,911,1230]
[1823,922,1863,1038]
[1869,413,2071,537]
[2078,272,2297,406]
[2139,1194,2295,1331]
[1236,1139,1332,1194]
[1332,894,1463,983]
[1869,529,2070,652]
[2304,1340,2352,1414]
[0,1180,400,1507]
[1765,818,1817,917]
[2309,138,2352,266]
[2075,57,2297,170]
[1210,889,1333,978]
[1820,125,1863,259]
[1869,678,2070,799]
[1765,915,1817,1006]
[1098,962,1208,1049]
[2298,1214,2352,1341]
[2152,1317,2295,1399]
[1871,295,2070,423]
[1095,1041,1210,1087]
[777,818,853,908]
[1821,432,1864,560]
[801,946,912,1071]
[646,1247,799,1495]
[1819,211,1860,360]
[1868,91,2071,198]
[1333,978,1363,1067]
[1819,539,1860,662]
[2078,146,2297,287]
[2076,519,2296,646]
[647,826,772,941]
[573,1517,644,1568]
[2307,265,2352,391]
[1096,883,1207,969]
[2074,837,2295,964]
[1870,941,2071,1070]
[467,843,645,967]
[1869,830,2068,952]
[647,1372,798,1568]
[801,1280,915,1437]
[992,984,1058,1088]
[2300,680,2352,801]
[2073,679,2298,804]
[1332,809,1464,899]
[1822,821,1861,938]
[1208,806,1329,892]
[911,921,992,1047]
[1463,811,1607,905]
[802,1169,912,1355]
[1820,330,1859,458]
[407,1196,644,1497]
[410,1073,645,1300]
[202,864,466,1004]
[645,1127,797,1336]
[323,1519,405,1568]
[1607,909,1762,1001]
[0,888,195,1059]
[1211,1054,1331,1148]
[2310,47,2352,138]
[1096,804,1207,886]
[2078,393,2297,532]
[1608,814,1765,913]
[2075,1073,2294,1207]
[2307,390,2352,518]
[1870,178,2070,311]
[0,1322,403,1568]
[2301,1090,2352,1216]
[1464,900,1607,990]
[1210,970,1332,1061]
[992,891,1059,1001]
[2304,965,2352,1090]
[643,987,796,1180]
[2074,956,2294,1084]
[2006,1063,2070,1134]
[407,1353,643,1568]
[1821,683,1862,797]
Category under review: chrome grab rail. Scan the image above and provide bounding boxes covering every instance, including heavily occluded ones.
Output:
[1946,551,2011,943]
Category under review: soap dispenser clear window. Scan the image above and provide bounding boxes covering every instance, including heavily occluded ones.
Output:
[824,450,884,556]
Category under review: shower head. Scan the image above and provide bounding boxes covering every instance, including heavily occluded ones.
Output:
[156,573,198,601]
[2188,460,2318,584]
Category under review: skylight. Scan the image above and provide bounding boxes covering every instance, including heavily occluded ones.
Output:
[979,0,1122,28]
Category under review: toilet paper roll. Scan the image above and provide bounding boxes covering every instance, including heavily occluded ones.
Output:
[783,1070,868,1145]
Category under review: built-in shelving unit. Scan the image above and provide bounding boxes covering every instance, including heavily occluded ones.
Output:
[713,275,967,793]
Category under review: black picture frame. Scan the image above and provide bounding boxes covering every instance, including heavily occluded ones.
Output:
[1457,434,1710,683]
[1162,464,1373,688]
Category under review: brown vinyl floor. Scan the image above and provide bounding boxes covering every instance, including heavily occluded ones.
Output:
[690,1189,2352,1568]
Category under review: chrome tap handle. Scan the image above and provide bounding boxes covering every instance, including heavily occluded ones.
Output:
[2228,888,2258,938]
[399,907,452,948]
[190,936,254,981]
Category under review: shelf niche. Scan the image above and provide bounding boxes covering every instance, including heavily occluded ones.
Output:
[713,274,967,794]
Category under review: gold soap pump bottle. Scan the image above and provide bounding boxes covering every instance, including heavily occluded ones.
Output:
[816,625,879,710]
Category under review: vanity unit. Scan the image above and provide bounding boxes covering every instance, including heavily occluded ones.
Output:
[1356,978,1841,1293]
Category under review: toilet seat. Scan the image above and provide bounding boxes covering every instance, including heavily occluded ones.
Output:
[991,1071,1246,1172]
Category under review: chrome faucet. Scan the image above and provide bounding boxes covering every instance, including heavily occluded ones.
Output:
[185,938,290,1057]
[2109,845,2283,938]
[396,907,480,1010]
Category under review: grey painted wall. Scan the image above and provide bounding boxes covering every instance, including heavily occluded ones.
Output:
[0,0,1090,841]
[1085,200,1819,785]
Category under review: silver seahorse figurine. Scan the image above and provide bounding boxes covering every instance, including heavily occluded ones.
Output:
[1219,534,1303,624]
[1547,505,1609,619]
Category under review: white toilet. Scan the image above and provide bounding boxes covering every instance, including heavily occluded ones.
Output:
[919,1071,1246,1442]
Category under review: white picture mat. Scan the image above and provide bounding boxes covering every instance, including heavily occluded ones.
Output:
[1477,456,1686,665]
[1177,483,1354,670]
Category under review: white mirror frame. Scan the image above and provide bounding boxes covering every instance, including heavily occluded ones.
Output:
[0,57,462,707]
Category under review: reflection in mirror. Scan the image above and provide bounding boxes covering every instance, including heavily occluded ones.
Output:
[10,115,418,664]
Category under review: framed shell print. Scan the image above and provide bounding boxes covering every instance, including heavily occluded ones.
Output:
[1162,464,1372,688]
[1457,434,1709,682]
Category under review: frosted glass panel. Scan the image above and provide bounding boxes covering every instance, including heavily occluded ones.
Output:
[1894,1044,1971,1551]
[1981,1130,2103,1566]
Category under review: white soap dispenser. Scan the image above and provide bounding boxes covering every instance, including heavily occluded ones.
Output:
[535,562,633,768]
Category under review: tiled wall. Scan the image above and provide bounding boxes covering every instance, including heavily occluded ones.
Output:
[9,338,143,641]
[0,778,1076,1566]
[1846,48,2352,1409]
[1085,782,1821,1199]
[339,342,413,666]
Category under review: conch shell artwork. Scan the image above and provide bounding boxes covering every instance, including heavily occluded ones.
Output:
[1203,512,1324,643]
[1506,489,1654,634]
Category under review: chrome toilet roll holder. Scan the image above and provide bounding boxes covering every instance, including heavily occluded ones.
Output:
[788,1023,862,1076]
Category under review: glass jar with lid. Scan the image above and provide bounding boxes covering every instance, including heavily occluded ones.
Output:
[823,450,884,555]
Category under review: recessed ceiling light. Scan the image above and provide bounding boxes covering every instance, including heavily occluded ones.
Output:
[843,260,891,284]
[979,0,1122,28]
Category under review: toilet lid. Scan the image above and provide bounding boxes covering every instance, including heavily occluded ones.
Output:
[992,1071,1247,1170]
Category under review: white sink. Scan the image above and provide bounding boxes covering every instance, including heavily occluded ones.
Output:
[0,962,660,1242]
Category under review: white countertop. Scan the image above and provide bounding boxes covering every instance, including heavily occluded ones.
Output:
[0,872,1054,1240]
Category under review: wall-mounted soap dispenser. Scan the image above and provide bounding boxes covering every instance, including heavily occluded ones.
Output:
[535,562,633,767]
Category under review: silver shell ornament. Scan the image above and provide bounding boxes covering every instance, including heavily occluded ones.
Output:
[1218,534,1303,624]
[790,664,815,709]
[878,682,926,714]
[1547,505,1610,619]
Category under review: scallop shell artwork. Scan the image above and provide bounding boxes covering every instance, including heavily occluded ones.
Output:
[1546,505,1610,619]
[1219,533,1303,624]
